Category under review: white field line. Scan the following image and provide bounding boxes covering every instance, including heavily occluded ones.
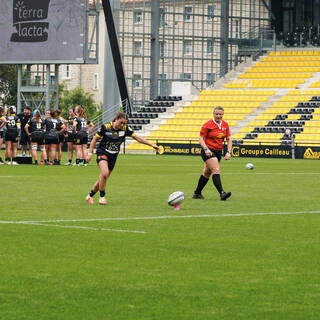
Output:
[0,176,33,178]
[21,222,146,234]
[1,210,320,225]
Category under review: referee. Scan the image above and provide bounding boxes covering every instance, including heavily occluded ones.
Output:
[192,106,232,201]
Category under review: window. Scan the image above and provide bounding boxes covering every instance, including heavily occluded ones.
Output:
[34,75,41,85]
[179,73,192,80]
[207,40,215,54]
[232,19,240,38]
[184,6,193,22]
[208,5,216,21]
[93,73,99,90]
[133,41,142,56]
[159,7,168,27]
[133,9,143,24]
[50,75,55,85]
[133,74,142,89]
[207,73,216,86]
[65,64,71,79]
[183,40,192,55]
[159,41,168,58]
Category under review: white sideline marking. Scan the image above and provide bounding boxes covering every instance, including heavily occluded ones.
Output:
[0,176,33,178]
[22,222,146,234]
[1,210,320,225]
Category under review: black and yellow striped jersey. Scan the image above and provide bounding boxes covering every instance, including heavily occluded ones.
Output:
[96,122,134,154]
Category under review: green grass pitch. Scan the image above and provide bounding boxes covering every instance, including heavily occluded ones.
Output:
[1,154,320,320]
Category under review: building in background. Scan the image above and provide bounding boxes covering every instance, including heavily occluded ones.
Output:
[59,0,271,108]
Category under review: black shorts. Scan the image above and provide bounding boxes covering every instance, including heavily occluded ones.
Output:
[96,150,118,171]
[75,131,88,145]
[58,133,65,143]
[201,148,222,163]
[66,132,74,143]
[20,132,30,145]
[5,132,19,143]
[31,131,45,145]
[45,133,59,145]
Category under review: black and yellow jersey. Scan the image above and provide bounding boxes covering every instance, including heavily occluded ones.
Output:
[73,117,92,133]
[26,117,45,133]
[45,118,64,133]
[67,117,75,133]
[96,122,134,154]
[5,115,20,134]
[0,116,5,132]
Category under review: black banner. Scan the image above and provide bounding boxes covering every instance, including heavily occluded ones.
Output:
[157,143,201,155]
[231,145,292,158]
[295,146,320,160]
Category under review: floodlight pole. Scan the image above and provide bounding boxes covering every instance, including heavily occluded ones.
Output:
[101,0,132,114]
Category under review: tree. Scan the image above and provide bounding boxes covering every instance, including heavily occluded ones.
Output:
[0,65,18,106]
[58,84,101,120]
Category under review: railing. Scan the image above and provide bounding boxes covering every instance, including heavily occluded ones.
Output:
[236,26,277,55]
[89,100,126,138]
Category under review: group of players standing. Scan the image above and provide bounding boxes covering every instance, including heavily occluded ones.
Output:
[0,105,93,165]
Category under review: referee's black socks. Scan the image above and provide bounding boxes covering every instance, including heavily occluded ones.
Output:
[212,174,223,194]
[195,175,209,195]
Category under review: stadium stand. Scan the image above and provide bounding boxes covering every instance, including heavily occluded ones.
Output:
[126,50,320,152]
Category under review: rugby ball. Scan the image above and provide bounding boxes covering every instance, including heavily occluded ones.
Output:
[168,191,185,206]
[246,163,254,170]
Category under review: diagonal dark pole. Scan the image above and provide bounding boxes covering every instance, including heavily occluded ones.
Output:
[101,0,132,114]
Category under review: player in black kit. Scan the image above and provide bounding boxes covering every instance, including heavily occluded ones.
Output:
[18,106,32,156]
[25,109,47,165]
[0,107,7,164]
[85,112,159,205]
[73,105,94,166]
[5,106,21,165]
[64,108,76,165]
[44,110,65,165]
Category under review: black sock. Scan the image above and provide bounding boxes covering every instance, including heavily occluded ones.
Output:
[34,160,38,164]
[13,157,17,162]
[100,190,105,198]
[212,174,223,194]
[89,190,96,198]
[68,159,72,163]
[76,158,80,164]
[195,175,209,194]
[5,157,10,162]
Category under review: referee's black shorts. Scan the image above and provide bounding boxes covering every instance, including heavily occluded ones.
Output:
[201,148,222,163]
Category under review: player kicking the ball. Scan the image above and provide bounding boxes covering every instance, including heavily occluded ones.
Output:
[192,106,232,201]
[85,112,159,205]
